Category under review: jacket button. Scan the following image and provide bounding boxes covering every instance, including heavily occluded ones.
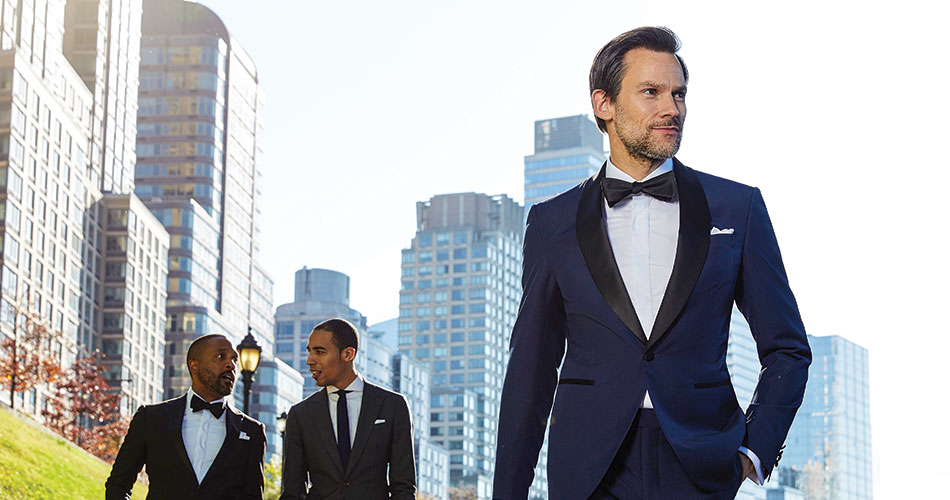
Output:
[344,481,351,487]
[644,352,654,361]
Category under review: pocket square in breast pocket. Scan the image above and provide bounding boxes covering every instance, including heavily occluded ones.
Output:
[374,419,386,424]
[238,431,251,441]
[710,226,734,235]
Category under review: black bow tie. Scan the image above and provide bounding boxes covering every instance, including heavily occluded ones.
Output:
[191,395,225,419]
[602,171,676,207]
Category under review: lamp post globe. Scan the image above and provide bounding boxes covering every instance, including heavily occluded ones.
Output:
[237,327,262,415]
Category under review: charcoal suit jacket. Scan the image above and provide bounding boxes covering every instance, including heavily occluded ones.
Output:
[280,381,416,500]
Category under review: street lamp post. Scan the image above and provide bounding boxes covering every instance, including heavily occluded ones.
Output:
[237,327,261,415]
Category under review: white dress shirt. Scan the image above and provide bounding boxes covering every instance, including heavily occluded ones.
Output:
[602,158,764,485]
[327,374,365,447]
[182,388,228,484]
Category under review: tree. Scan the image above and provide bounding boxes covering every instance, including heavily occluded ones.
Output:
[0,299,63,408]
[42,351,127,461]
[449,485,477,500]
[263,454,282,500]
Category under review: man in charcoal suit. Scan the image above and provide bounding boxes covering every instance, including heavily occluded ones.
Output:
[105,334,265,500]
[280,318,415,500]
[493,27,812,499]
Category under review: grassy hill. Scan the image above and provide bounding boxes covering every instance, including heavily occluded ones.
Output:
[0,405,146,499]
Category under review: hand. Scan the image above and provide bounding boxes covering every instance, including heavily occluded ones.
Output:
[739,453,755,481]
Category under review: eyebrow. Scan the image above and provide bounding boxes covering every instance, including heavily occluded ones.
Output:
[637,81,687,93]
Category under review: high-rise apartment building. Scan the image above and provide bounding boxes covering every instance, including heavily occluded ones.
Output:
[393,351,449,500]
[398,192,523,491]
[1,0,167,420]
[134,0,274,399]
[274,267,369,397]
[782,335,872,500]
[523,114,605,216]
[100,194,168,413]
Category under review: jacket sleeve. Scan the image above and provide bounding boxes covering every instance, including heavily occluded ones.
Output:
[279,405,309,500]
[736,187,812,480]
[104,406,148,500]
[241,420,266,500]
[388,394,417,500]
[492,207,567,499]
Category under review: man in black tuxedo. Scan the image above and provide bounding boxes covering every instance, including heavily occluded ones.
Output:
[105,334,265,500]
[280,318,415,500]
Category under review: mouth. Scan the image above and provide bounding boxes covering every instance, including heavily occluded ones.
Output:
[311,370,321,380]
[220,372,235,387]
[651,126,680,134]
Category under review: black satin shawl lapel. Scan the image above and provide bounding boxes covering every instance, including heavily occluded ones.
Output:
[576,163,648,345]
[647,158,711,350]
[167,395,199,486]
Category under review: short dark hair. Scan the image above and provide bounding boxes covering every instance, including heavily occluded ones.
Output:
[589,26,688,133]
[186,334,228,375]
[312,318,359,354]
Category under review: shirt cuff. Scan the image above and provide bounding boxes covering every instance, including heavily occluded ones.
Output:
[737,446,764,485]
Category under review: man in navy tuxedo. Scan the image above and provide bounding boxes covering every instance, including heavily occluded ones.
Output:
[493,27,811,499]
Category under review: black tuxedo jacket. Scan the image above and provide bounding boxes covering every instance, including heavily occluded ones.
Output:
[105,395,266,500]
[280,381,416,500]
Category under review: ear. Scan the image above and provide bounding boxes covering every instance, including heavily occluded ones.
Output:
[342,347,356,362]
[591,89,615,124]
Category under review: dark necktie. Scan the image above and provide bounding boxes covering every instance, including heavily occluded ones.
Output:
[336,390,352,469]
[602,171,676,207]
[190,395,224,419]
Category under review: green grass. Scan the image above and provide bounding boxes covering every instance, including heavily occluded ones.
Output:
[0,405,147,500]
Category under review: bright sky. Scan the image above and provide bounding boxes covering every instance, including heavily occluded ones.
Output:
[199,0,947,496]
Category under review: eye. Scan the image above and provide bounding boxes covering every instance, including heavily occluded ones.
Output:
[674,91,686,99]
[643,88,657,96]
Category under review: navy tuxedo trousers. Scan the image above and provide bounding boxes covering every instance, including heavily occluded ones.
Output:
[588,410,746,500]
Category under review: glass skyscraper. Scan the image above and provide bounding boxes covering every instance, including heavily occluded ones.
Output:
[134,0,274,399]
[399,192,523,492]
[523,114,605,216]
[783,335,872,500]
[273,267,370,398]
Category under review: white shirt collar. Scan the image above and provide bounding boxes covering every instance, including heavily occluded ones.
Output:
[329,373,364,394]
[606,157,673,183]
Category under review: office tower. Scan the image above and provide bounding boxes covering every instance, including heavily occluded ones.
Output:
[783,335,872,500]
[398,192,523,490]
[523,114,605,216]
[100,194,168,413]
[135,0,274,399]
[274,267,370,397]
[63,0,143,194]
[393,352,449,499]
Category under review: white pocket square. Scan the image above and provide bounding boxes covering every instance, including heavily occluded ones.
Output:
[239,431,251,441]
[710,227,734,235]
[374,419,386,424]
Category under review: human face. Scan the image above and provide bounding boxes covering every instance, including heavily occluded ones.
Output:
[306,329,354,388]
[191,337,238,399]
[608,48,687,161]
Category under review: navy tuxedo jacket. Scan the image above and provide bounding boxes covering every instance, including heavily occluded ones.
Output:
[493,159,811,500]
